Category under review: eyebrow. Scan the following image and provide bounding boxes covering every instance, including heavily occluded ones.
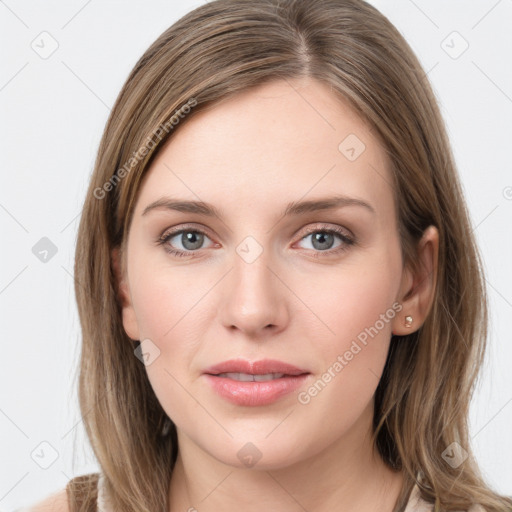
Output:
[141,194,376,218]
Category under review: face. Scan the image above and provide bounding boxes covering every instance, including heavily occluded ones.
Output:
[117,78,412,470]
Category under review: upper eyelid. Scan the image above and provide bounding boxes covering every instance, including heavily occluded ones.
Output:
[161,223,214,239]
[295,223,352,238]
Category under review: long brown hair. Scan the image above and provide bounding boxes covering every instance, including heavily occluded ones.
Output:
[73,0,512,510]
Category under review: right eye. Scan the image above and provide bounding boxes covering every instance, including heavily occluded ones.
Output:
[157,226,217,258]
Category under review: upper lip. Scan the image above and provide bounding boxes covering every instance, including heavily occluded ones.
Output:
[203,358,309,376]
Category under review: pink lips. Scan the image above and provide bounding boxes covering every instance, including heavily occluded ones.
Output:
[203,358,310,406]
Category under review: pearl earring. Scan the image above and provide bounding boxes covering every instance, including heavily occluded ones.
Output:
[391,315,413,335]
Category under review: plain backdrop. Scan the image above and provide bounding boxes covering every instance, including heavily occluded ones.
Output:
[1,0,511,509]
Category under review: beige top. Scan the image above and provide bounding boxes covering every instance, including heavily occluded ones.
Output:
[97,473,487,512]
[402,482,486,512]
[97,473,111,511]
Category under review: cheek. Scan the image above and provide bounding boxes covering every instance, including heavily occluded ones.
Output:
[301,259,396,348]
[294,263,397,410]
[131,281,174,340]
[129,255,207,341]
[129,266,209,426]
[128,258,213,373]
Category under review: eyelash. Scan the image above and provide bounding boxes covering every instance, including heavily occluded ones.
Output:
[156,223,356,259]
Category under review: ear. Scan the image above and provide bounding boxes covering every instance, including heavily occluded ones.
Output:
[111,246,140,341]
[392,225,439,335]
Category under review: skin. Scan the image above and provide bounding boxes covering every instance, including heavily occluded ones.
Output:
[113,77,439,512]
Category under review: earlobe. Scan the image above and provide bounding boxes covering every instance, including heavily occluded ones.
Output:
[392,226,439,336]
[111,247,140,341]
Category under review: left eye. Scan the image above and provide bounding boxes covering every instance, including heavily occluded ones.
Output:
[297,229,351,252]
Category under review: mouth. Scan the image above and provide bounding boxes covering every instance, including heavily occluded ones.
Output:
[203,358,309,377]
[212,372,297,381]
[203,359,311,406]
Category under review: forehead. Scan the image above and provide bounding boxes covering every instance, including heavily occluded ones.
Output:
[135,78,394,221]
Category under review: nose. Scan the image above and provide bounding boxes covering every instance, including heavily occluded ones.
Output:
[219,248,290,338]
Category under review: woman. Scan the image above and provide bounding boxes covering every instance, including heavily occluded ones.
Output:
[24,0,512,510]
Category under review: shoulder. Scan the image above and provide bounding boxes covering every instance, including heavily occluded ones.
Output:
[19,472,101,512]
[18,488,69,512]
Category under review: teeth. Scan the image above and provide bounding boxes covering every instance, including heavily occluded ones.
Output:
[217,372,286,381]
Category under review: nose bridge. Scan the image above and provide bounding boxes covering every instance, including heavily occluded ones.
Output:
[220,237,288,335]
[234,249,271,298]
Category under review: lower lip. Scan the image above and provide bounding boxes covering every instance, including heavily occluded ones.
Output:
[203,374,310,406]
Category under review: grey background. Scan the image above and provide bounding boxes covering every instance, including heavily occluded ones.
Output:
[1,0,511,509]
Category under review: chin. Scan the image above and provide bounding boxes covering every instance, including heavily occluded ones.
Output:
[202,434,310,471]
